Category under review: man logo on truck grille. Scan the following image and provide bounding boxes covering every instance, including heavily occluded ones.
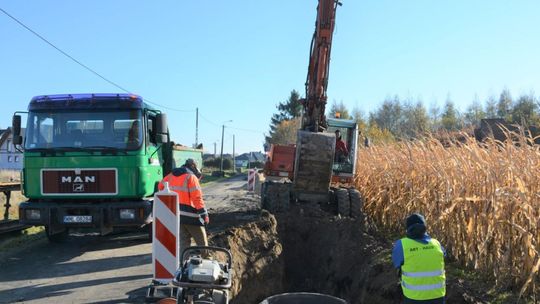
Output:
[62,176,96,183]
[43,169,117,195]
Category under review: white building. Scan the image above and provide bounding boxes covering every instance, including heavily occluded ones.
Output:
[0,128,23,170]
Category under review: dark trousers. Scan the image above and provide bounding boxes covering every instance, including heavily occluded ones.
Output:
[404,296,445,304]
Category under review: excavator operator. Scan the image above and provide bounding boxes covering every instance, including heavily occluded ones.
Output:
[335,129,349,162]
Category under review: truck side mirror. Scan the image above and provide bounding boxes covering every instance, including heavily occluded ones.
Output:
[156,113,168,144]
[12,115,23,145]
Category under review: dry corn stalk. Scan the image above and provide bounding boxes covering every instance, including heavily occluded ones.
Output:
[355,132,540,295]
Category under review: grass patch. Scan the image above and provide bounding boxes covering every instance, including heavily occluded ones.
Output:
[201,170,239,185]
[446,261,484,282]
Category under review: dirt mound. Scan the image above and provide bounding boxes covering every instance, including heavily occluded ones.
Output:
[210,210,284,304]
[210,205,488,303]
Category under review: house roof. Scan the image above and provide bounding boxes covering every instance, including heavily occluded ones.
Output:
[0,128,11,148]
[236,152,266,162]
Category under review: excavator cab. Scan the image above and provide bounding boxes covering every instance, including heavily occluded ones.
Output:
[327,118,358,187]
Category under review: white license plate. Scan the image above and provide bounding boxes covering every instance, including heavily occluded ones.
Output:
[63,215,92,223]
[279,171,289,177]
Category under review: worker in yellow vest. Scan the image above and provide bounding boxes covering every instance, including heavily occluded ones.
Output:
[392,213,446,303]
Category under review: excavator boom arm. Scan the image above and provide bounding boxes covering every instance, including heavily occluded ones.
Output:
[302,0,341,132]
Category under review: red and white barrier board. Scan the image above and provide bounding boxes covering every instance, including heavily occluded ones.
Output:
[247,169,257,191]
[152,182,180,284]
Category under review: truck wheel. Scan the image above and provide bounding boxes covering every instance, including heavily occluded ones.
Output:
[336,188,350,217]
[45,227,69,243]
[349,188,364,218]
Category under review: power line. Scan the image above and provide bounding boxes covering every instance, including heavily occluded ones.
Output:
[228,126,265,134]
[198,113,220,127]
[198,112,264,134]
[0,7,192,113]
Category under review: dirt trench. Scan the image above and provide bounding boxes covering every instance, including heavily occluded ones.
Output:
[210,205,400,304]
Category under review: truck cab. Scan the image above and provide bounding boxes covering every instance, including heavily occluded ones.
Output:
[12,94,184,241]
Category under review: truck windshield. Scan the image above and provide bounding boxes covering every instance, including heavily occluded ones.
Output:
[25,110,143,151]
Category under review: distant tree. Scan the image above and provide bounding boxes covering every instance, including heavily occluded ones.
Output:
[441,99,460,130]
[428,101,441,131]
[351,106,367,132]
[204,157,233,170]
[372,96,403,135]
[497,89,513,120]
[328,100,351,119]
[268,118,301,146]
[400,101,429,138]
[511,94,539,125]
[464,95,485,127]
[365,121,395,144]
[485,95,497,118]
[265,90,302,147]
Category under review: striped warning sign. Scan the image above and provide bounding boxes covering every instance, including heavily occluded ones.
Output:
[152,182,180,283]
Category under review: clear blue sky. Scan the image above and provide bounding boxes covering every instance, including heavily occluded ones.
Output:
[1,1,539,154]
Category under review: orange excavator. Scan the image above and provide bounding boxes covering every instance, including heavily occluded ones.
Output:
[302,0,341,133]
[262,0,362,217]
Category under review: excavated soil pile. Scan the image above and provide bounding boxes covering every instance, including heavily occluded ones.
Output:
[210,210,285,304]
[210,206,483,304]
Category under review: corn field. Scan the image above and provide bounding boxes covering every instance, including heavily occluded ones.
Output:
[354,133,540,295]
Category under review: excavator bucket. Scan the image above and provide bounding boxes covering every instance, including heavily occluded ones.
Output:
[293,131,335,203]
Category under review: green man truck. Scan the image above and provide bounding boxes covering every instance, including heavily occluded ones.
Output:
[12,93,202,241]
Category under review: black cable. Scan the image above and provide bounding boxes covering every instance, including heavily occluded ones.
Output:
[198,113,220,127]
[228,126,265,134]
[0,7,192,112]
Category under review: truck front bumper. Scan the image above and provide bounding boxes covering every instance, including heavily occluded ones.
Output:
[19,200,153,235]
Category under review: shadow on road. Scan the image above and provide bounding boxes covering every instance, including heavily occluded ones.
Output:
[0,274,151,303]
[0,231,151,282]
[0,253,151,282]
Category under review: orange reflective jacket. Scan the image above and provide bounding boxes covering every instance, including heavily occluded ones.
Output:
[158,167,208,226]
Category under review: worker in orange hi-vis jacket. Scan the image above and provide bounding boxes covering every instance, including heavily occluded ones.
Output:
[158,158,209,257]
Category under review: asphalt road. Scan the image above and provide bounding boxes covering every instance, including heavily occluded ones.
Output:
[0,175,257,304]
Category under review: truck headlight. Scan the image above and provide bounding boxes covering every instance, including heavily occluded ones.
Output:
[119,209,136,220]
[25,209,41,220]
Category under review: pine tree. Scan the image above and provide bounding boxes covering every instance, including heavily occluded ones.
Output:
[464,95,485,127]
[328,100,351,119]
[497,89,513,120]
[441,99,460,130]
[265,90,302,148]
[485,95,497,118]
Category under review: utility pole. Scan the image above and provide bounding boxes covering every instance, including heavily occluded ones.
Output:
[195,107,198,147]
[220,125,225,176]
[214,142,217,158]
[233,134,236,173]
[219,120,233,176]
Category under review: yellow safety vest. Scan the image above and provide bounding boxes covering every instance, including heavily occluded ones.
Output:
[401,237,446,300]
